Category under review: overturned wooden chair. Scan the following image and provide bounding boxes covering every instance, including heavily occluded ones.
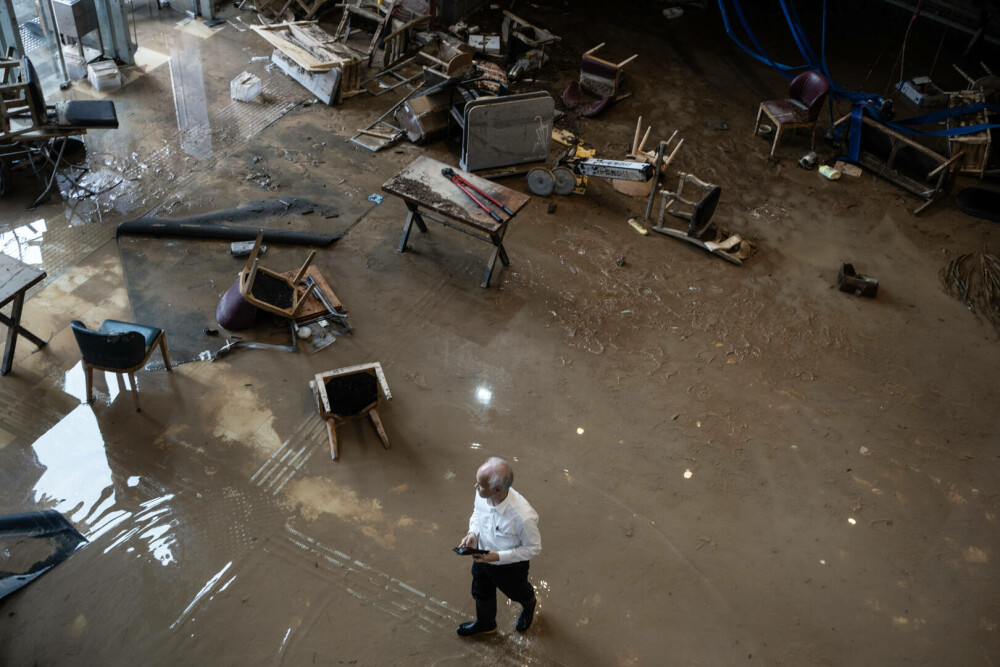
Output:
[652,173,757,265]
[333,0,399,67]
[311,362,392,461]
[561,43,637,117]
[238,231,316,319]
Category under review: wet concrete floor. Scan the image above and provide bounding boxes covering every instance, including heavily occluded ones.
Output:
[1,2,999,665]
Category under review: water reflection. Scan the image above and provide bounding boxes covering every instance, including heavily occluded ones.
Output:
[63,361,120,404]
[0,219,46,266]
[30,403,178,566]
[32,405,112,525]
[475,386,493,405]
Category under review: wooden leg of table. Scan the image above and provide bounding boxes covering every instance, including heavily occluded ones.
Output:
[369,408,390,450]
[1,292,25,375]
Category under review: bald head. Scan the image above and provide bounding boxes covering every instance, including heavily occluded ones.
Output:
[478,457,513,493]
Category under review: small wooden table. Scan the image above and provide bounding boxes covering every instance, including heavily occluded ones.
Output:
[382,156,531,287]
[0,253,47,375]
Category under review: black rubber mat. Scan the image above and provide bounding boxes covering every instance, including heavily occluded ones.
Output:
[956,188,1000,223]
[0,511,86,600]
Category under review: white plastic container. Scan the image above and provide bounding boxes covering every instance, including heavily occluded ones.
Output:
[88,60,121,91]
[818,165,841,180]
[230,71,262,102]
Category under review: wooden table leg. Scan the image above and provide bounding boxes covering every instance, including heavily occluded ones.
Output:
[1,292,26,375]
[396,203,428,253]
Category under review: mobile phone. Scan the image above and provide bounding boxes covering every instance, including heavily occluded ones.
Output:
[453,546,489,556]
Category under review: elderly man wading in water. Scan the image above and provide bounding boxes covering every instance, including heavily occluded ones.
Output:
[455,457,541,636]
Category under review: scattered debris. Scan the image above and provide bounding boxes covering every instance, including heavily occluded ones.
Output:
[838,263,878,298]
[231,71,262,102]
[897,76,948,107]
[818,164,841,180]
[231,240,264,257]
[652,172,757,265]
[798,151,818,170]
[833,113,963,215]
[252,21,364,105]
[941,250,1000,332]
[833,160,863,177]
[613,117,683,199]
[562,43,637,117]
[947,90,993,179]
[627,217,648,235]
[87,60,121,92]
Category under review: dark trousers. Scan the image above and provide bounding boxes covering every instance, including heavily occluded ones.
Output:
[471,561,535,625]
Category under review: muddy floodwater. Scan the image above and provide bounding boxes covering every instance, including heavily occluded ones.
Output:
[1,1,999,665]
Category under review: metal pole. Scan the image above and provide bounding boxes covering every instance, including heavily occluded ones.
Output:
[46,0,70,85]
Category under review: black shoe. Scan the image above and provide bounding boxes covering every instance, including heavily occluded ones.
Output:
[515,600,536,633]
[456,620,497,637]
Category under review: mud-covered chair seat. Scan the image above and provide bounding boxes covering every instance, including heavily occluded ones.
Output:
[69,319,172,411]
[51,100,119,128]
[4,57,119,134]
[753,70,830,157]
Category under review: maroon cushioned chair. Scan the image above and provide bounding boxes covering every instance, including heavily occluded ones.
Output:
[753,70,830,158]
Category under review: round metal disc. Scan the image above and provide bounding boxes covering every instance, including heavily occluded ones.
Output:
[526,168,555,196]
[552,166,576,196]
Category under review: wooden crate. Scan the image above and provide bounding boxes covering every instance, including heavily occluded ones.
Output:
[947,91,992,180]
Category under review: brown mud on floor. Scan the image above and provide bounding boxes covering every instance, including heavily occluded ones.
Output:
[2,0,1000,665]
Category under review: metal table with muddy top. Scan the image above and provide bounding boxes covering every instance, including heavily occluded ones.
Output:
[382,155,530,288]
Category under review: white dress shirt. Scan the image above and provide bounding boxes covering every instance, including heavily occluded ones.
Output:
[468,487,542,565]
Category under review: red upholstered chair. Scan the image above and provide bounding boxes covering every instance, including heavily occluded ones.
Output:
[754,70,830,157]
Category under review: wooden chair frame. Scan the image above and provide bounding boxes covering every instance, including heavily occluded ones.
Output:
[312,362,392,461]
[238,231,316,318]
